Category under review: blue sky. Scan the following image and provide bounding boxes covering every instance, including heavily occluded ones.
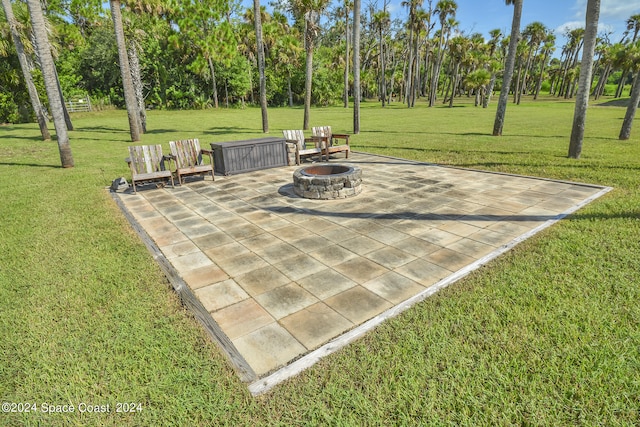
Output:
[386,0,639,45]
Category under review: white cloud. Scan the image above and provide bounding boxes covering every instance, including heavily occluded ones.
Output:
[573,0,639,21]
[555,20,616,37]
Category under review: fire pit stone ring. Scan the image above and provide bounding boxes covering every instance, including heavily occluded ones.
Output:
[293,164,362,199]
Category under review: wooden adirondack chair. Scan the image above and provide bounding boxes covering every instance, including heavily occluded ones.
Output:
[127,145,174,193]
[169,139,214,184]
[282,130,326,164]
[312,126,350,160]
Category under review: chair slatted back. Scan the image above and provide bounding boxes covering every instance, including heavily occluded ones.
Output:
[169,139,202,168]
[282,130,307,150]
[312,126,332,139]
[128,145,165,174]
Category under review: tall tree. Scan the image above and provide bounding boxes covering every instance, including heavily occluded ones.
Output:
[26,0,74,167]
[618,40,640,140]
[352,0,360,133]
[253,0,268,132]
[568,0,600,159]
[429,0,456,107]
[110,0,140,142]
[373,9,390,107]
[288,0,330,129]
[492,0,522,136]
[1,0,50,140]
[341,0,351,108]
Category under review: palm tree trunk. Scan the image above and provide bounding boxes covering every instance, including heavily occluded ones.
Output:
[27,0,74,167]
[303,19,314,130]
[254,0,268,132]
[353,0,361,133]
[110,0,140,142]
[288,69,293,107]
[568,0,601,158]
[405,17,414,108]
[619,70,640,140]
[2,0,50,141]
[54,66,73,131]
[493,0,522,136]
[533,51,550,99]
[207,57,219,108]
[344,5,350,108]
[484,73,497,108]
[128,41,147,133]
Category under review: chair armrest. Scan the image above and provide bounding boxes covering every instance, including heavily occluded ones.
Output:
[332,134,350,144]
[125,157,132,164]
[200,148,213,155]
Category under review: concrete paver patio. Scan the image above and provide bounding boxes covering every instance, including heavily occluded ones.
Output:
[112,152,610,394]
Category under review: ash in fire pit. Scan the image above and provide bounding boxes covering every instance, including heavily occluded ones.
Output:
[293,164,362,199]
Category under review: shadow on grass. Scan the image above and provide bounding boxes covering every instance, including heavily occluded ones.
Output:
[362,129,569,139]
[203,126,264,136]
[0,161,61,169]
[356,145,533,156]
[74,126,129,133]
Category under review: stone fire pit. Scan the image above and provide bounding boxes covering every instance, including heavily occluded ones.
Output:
[293,164,362,199]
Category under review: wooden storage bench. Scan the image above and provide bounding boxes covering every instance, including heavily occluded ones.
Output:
[211,137,287,175]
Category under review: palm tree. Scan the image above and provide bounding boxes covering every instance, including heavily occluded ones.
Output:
[253,0,268,132]
[429,0,457,107]
[533,32,556,99]
[340,0,352,108]
[26,0,73,167]
[288,0,330,129]
[517,21,546,104]
[1,0,50,140]
[568,0,601,159]
[353,0,360,133]
[110,0,140,142]
[373,9,390,107]
[619,40,640,140]
[492,0,522,136]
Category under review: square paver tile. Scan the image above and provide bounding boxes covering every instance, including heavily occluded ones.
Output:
[309,245,359,265]
[191,232,234,250]
[255,283,319,319]
[390,237,442,257]
[195,279,249,312]
[273,254,327,282]
[233,323,306,375]
[395,259,452,287]
[182,264,229,290]
[297,268,358,300]
[425,248,477,271]
[339,236,385,255]
[362,272,425,304]
[254,241,303,264]
[280,303,353,350]
[211,299,274,340]
[333,257,389,284]
[235,265,291,296]
[160,240,201,259]
[366,227,410,245]
[204,241,251,262]
[171,251,215,271]
[215,252,269,277]
[446,238,496,258]
[365,247,416,269]
[289,235,332,252]
[325,286,392,324]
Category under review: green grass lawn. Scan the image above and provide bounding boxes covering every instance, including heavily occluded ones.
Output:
[1,95,639,426]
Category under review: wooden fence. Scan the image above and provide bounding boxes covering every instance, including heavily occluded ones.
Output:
[66,96,92,112]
